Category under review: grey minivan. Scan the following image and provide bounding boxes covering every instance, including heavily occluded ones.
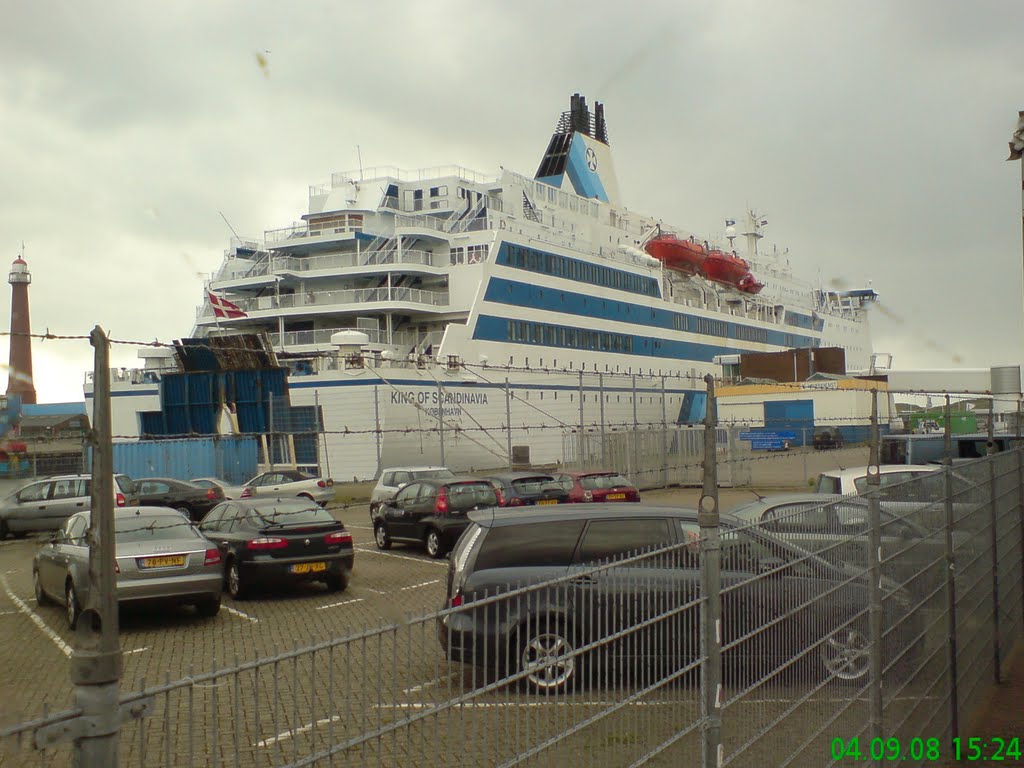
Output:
[0,473,140,539]
[439,505,918,693]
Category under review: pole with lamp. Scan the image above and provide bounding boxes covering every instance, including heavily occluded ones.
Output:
[1010,111,1024,313]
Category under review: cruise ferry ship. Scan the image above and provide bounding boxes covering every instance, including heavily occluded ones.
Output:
[90,94,877,480]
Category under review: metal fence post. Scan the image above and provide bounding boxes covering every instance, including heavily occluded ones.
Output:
[987,407,1002,682]
[437,380,445,467]
[371,386,381,478]
[661,375,669,489]
[578,371,585,467]
[1018,399,1023,626]
[598,373,606,468]
[866,389,884,758]
[943,395,961,746]
[631,374,638,483]
[505,378,513,471]
[699,374,722,768]
[72,326,123,767]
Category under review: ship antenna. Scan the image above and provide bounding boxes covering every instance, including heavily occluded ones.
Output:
[357,145,364,181]
[218,210,243,243]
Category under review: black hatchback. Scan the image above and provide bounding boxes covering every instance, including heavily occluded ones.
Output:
[483,472,569,507]
[197,498,354,599]
[372,477,498,559]
[439,505,919,694]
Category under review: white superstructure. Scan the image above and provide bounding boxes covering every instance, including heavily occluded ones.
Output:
[87,94,878,480]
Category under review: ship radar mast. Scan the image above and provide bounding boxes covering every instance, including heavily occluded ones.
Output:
[742,210,767,261]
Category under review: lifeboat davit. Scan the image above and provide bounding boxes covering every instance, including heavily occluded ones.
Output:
[702,250,751,286]
[643,234,707,275]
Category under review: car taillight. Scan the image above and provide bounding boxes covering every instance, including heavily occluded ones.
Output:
[206,488,218,501]
[325,531,352,545]
[450,592,464,608]
[326,479,334,487]
[248,537,287,550]
[583,490,593,502]
[115,492,126,507]
[317,480,326,488]
[114,560,121,574]
[509,497,524,507]
[204,548,221,565]
[241,487,253,498]
[435,489,448,514]
[494,489,505,507]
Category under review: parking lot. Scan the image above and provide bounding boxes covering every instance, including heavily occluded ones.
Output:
[0,484,968,766]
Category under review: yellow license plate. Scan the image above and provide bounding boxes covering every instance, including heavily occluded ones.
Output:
[537,499,559,505]
[291,562,327,574]
[140,555,186,569]
[607,493,626,500]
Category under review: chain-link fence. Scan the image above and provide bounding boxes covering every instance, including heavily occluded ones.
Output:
[2,385,1021,766]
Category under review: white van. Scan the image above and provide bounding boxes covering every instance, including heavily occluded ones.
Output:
[813,465,940,496]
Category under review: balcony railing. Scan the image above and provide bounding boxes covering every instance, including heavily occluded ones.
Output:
[267,327,437,351]
[198,287,449,319]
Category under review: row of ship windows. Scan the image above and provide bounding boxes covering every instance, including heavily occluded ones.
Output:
[508,318,801,353]
[503,244,659,298]
[508,320,634,354]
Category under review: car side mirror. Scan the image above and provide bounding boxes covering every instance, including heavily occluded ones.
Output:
[384,499,398,508]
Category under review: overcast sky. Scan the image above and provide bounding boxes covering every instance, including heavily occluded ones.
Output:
[1,0,1022,404]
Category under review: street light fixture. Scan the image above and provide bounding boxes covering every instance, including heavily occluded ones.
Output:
[1010,111,1024,309]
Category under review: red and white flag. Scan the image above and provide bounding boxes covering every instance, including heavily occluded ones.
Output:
[208,291,247,319]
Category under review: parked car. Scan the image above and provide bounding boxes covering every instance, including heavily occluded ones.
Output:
[552,471,640,503]
[483,472,569,507]
[240,470,335,506]
[0,473,140,540]
[813,465,939,496]
[372,477,499,558]
[439,505,917,693]
[813,428,845,450]
[136,477,224,521]
[197,498,353,599]
[190,477,248,501]
[727,493,960,599]
[369,466,455,513]
[33,506,223,627]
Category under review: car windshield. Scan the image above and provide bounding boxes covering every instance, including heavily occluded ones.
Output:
[115,515,197,544]
[814,475,841,494]
[510,477,558,495]
[446,482,498,511]
[579,474,631,490]
[256,505,335,526]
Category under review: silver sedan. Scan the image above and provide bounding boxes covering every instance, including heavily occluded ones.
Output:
[239,470,335,506]
[32,507,224,627]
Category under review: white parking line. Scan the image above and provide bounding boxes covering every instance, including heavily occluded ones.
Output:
[315,598,365,611]
[254,714,343,748]
[0,610,16,616]
[346,524,373,530]
[399,579,441,592]
[401,671,459,694]
[125,646,149,655]
[0,575,71,658]
[354,547,448,567]
[223,605,259,623]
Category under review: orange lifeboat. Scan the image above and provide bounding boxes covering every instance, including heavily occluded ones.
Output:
[702,250,750,286]
[644,234,707,275]
[737,273,765,294]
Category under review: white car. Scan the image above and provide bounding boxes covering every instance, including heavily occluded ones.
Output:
[369,466,454,513]
[813,465,941,496]
[240,470,335,506]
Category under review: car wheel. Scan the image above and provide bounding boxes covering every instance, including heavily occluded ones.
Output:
[325,569,349,592]
[369,503,379,518]
[175,505,192,519]
[196,596,221,618]
[821,627,870,683]
[65,581,81,629]
[374,524,391,551]
[33,569,51,606]
[298,493,314,502]
[226,560,248,600]
[425,529,445,559]
[518,622,578,695]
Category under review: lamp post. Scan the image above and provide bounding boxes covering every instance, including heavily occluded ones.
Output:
[1010,111,1024,315]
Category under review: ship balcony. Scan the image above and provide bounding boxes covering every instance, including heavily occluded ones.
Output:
[266,327,443,354]
[196,286,451,321]
[211,248,441,288]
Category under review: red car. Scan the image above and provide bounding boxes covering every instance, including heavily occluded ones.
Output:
[553,471,640,503]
